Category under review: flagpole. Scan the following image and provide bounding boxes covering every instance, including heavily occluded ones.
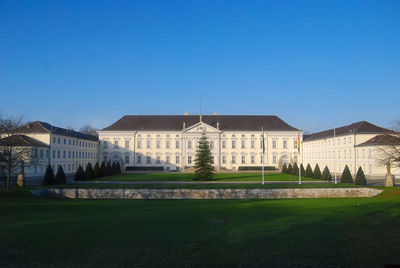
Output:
[262,126,264,185]
[298,130,301,185]
[334,128,337,184]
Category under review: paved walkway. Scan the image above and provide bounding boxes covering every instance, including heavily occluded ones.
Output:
[74,180,329,185]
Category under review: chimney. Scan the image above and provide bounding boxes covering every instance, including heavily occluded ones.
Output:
[184,112,189,115]
[213,112,218,115]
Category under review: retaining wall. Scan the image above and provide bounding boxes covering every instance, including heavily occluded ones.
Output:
[33,188,383,199]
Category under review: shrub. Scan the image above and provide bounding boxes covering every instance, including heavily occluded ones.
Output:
[292,163,299,175]
[116,162,122,174]
[287,163,292,174]
[74,165,86,181]
[341,165,353,183]
[281,163,288,174]
[313,164,321,179]
[85,163,94,180]
[55,165,66,184]
[43,165,56,185]
[94,162,101,178]
[238,166,276,171]
[101,161,107,176]
[300,164,306,176]
[106,161,111,176]
[355,166,367,186]
[321,166,331,181]
[305,164,313,178]
[111,162,117,175]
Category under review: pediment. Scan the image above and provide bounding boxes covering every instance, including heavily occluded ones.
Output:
[182,122,221,134]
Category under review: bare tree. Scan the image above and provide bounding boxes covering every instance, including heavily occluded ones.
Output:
[374,119,400,186]
[0,114,33,189]
[80,124,98,137]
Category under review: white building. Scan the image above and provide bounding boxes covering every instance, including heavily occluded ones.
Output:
[0,121,100,179]
[98,114,302,171]
[302,121,400,179]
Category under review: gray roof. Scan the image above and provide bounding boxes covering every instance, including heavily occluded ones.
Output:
[304,121,392,142]
[0,134,49,147]
[356,134,400,147]
[15,121,98,141]
[101,115,299,132]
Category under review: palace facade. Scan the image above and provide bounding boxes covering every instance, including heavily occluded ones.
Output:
[98,114,302,171]
[0,121,100,178]
[302,121,400,178]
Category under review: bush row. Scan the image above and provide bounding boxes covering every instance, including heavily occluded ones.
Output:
[282,163,366,185]
[42,161,122,185]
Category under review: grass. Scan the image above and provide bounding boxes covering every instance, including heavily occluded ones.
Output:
[1,187,400,267]
[95,172,320,182]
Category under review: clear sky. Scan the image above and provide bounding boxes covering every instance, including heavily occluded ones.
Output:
[1,0,399,133]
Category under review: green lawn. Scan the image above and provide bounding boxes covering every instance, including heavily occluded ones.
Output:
[1,188,400,267]
[95,172,320,182]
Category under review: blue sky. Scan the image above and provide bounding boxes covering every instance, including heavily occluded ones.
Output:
[1,0,399,132]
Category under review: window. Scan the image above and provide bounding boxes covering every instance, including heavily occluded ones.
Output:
[125,155,130,164]
[349,150,351,158]
[176,140,180,149]
[251,140,255,149]
[222,140,226,149]
[69,140,71,145]
[294,140,298,149]
[232,155,236,164]
[272,140,277,149]
[72,151,75,158]
[166,156,170,164]
[63,151,66,159]
[46,150,49,158]
[344,150,346,158]
[261,155,264,164]
[103,141,108,149]
[338,139,340,145]
[176,155,180,164]
[40,149,44,159]
[146,156,151,164]
[58,137,60,144]
[33,149,38,158]
[146,140,151,149]
[241,155,246,164]
[241,140,245,149]
[222,155,226,164]
[188,156,192,164]
[53,137,56,144]
[348,137,351,144]
[251,155,255,164]
[338,151,340,159]
[294,156,298,162]
[232,140,236,149]
[273,155,277,164]
[137,155,142,164]
[343,138,346,144]
[125,140,130,149]
[156,156,161,164]
[156,140,161,149]
[368,149,371,159]
[137,140,142,149]
[283,140,287,149]
[362,149,365,159]
[114,140,119,149]
[188,140,192,149]
[166,140,170,149]
[210,140,214,149]
[57,150,60,159]
[64,139,66,145]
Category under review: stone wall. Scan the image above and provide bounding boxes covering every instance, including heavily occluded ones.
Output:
[34,188,383,199]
